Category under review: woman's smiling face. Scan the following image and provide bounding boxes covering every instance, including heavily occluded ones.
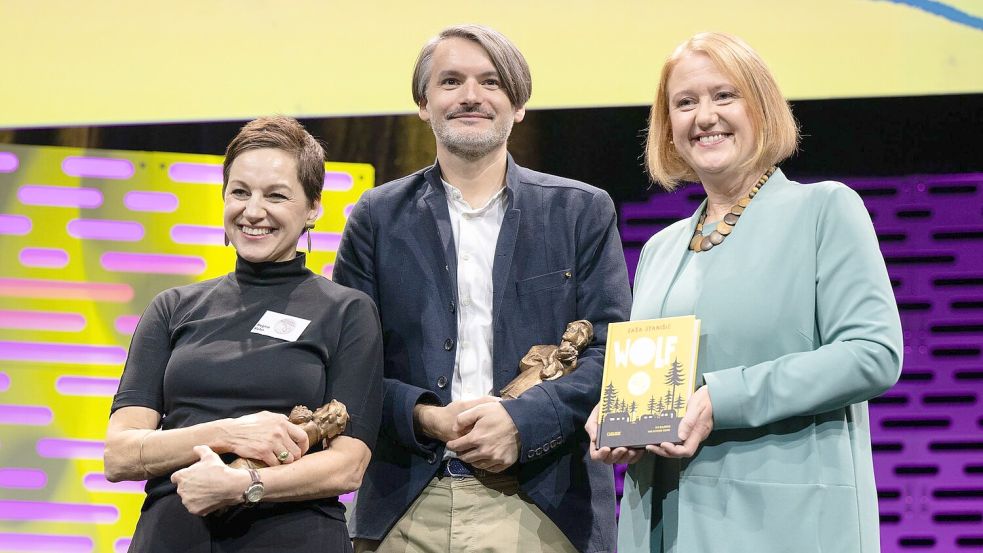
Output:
[223,148,319,263]
[666,52,755,183]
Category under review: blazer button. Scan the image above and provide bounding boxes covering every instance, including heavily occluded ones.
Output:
[427,452,437,464]
[443,338,455,351]
[437,376,448,389]
[449,300,456,313]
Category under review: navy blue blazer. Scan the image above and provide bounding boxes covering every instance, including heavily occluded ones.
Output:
[334,156,632,553]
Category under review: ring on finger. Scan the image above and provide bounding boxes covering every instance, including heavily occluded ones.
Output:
[277,450,290,463]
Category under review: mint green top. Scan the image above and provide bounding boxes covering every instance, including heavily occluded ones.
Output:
[619,169,903,553]
[661,230,717,317]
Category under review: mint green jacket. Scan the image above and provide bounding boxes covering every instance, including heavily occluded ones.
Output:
[619,170,902,553]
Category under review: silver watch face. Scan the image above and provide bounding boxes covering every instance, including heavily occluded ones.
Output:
[244,483,264,503]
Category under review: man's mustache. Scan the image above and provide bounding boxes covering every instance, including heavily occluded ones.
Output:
[445,107,494,120]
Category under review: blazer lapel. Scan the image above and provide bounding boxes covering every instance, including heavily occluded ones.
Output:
[492,156,522,327]
[421,165,459,296]
[633,201,706,320]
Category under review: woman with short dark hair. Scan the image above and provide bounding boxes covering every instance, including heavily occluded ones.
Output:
[105,116,382,552]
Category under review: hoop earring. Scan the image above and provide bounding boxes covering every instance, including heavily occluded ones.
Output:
[224,233,230,247]
[305,225,313,253]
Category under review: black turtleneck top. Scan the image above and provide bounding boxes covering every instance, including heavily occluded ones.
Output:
[112,253,383,520]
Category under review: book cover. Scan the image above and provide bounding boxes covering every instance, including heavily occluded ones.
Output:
[597,315,701,448]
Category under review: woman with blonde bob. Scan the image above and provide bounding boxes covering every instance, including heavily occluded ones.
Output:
[587,33,902,552]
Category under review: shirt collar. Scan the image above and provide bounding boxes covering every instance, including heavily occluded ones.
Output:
[440,177,507,214]
[423,153,521,205]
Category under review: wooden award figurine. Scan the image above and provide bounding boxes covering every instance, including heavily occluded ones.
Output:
[229,399,349,470]
[500,320,594,400]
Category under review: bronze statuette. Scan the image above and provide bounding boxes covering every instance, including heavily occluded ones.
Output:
[229,400,349,470]
[500,320,594,400]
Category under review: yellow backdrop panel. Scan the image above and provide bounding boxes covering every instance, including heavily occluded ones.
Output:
[1,0,981,128]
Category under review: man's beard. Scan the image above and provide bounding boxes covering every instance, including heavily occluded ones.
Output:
[431,107,513,161]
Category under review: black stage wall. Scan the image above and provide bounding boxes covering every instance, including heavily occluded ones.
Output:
[4,94,982,206]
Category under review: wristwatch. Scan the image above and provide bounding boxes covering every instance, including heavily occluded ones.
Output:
[242,468,264,505]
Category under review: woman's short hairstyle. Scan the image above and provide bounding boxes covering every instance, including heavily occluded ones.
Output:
[646,32,799,190]
[411,24,532,109]
[222,116,325,207]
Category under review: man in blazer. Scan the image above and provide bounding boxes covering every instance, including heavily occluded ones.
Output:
[333,24,631,553]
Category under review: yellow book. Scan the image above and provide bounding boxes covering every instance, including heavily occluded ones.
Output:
[597,315,701,448]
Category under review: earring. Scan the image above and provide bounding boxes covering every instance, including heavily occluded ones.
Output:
[224,233,230,247]
[305,224,313,253]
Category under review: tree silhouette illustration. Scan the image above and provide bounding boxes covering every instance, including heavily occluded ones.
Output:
[664,358,685,415]
[602,382,618,415]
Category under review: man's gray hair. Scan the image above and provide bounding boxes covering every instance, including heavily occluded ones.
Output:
[411,24,532,109]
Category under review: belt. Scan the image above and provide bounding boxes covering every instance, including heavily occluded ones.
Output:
[440,458,488,478]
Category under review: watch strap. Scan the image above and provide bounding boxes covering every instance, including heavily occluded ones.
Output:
[242,467,264,505]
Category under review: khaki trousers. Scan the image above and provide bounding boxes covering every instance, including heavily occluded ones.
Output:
[354,474,578,553]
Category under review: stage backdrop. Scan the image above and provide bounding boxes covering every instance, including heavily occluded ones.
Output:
[3,141,983,551]
[1,0,982,129]
[0,144,372,552]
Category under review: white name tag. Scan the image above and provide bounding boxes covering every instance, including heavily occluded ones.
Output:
[250,310,311,342]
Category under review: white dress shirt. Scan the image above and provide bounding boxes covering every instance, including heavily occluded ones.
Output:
[441,179,506,407]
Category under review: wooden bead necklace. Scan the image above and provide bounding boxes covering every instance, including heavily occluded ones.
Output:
[689,166,777,252]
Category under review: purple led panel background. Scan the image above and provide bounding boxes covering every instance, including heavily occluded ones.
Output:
[617,173,983,551]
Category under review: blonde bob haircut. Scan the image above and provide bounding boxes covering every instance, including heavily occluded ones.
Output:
[646,32,799,191]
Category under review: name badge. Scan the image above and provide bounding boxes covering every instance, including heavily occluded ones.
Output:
[250,310,311,342]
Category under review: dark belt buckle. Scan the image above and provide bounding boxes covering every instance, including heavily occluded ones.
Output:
[443,458,484,478]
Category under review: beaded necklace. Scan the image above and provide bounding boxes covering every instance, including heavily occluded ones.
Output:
[689,166,777,252]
